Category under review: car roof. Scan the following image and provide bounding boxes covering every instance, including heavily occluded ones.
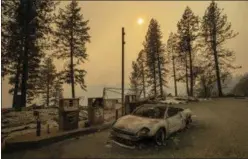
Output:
[140,104,168,109]
[139,103,184,110]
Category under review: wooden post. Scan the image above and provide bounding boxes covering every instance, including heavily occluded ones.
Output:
[115,109,118,120]
[47,124,50,134]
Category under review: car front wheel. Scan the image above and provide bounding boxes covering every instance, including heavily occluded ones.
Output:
[154,128,166,146]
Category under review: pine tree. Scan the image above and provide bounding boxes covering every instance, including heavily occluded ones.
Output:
[143,19,167,98]
[23,0,58,106]
[37,57,57,107]
[2,0,58,107]
[51,79,64,107]
[137,50,147,98]
[194,52,216,97]
[129,61,141,98]
[2,0,24,109]
[201,1,239,97]
[175,35,190,96]
[177,6,199,97]
[54,0,90,98]
[166,32,179,96]
[1,0,19,78]
[232,74,248,97]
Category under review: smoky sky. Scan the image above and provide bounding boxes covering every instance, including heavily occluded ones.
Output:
[2,1,248,107]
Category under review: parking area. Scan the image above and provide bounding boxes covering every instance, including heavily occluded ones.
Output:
[2,98,248,158]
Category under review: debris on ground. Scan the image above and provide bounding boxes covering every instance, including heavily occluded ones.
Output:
[171,136,180,150]
[2,106,119,140]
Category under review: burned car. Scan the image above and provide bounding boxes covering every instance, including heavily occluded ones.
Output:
[110,104,192,149]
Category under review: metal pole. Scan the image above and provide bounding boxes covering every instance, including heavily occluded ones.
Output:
[121,27,125,116]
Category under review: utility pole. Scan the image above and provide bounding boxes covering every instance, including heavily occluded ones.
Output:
[121,27,125,116]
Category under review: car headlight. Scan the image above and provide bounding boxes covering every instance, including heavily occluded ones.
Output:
[136,127,150,136]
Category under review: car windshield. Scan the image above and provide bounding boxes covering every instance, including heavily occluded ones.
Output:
[132,105,166,119]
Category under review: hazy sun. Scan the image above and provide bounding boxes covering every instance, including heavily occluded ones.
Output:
[137,18,144,25]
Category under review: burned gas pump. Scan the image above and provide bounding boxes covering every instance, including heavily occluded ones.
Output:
[125,95,137,114]
[59,98,79,131]
[88,98,104,126]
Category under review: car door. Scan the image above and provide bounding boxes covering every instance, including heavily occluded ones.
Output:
[165,107,182,134]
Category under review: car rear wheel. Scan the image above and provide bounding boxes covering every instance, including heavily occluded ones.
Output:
[154,128,166,146]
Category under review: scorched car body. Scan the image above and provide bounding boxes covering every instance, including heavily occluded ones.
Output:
[110,104,192,149]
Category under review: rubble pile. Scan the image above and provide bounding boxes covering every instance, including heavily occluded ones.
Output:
[1,107,117,140]
[1,108,87,139]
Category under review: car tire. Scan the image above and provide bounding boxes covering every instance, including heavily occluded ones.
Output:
[154,128,166,146]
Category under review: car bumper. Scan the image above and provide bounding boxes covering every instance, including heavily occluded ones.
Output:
[110,139,136,149]
[110,131,152,148]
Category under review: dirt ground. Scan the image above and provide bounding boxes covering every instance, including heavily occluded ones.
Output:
[2,98,248,158]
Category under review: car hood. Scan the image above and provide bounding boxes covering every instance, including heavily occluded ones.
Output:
[113,115,161,133]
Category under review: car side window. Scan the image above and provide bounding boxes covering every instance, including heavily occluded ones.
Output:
[133,106,145,116]
[167,107,179,117]
[133,106,165,119]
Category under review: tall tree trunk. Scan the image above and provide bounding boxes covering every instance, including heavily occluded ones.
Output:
[157,46,164,98]
[70,13,75,98]
[141,60,146,98]
[204,86,208,98]
[12,61,22,108]
[172,55,178,96]
[202,78,207,98]
[212,7,223,97]
[20,42,28,107]
[152,49,157,97]
[185,55,189,96]
[46,82,50,107]
[188,39,194,97]
[12,39,23,108]
[153,65,157,97]
[46,74,50,107]
[213,46,222,97]
[70,47,75,98]
[21,0,30,107]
